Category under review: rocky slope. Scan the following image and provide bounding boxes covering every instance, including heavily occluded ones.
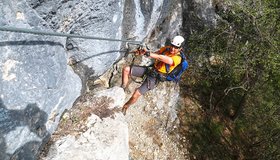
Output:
[40,87,128,160]
[40,68,190,159]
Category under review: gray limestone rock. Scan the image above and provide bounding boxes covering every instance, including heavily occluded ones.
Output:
[26,0,126,77]
[26,0,184,80]
[0,0,81,159]
[193,0,217,25]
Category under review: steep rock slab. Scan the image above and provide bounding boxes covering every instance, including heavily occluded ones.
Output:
[193,0,217,25]
[0,0,81,159]
[27,0,125,77]
[44,87,129,160]
[122,0,183,48]
[27,0,183,80]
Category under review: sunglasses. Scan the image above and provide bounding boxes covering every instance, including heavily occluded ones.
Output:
[171,44,180,49]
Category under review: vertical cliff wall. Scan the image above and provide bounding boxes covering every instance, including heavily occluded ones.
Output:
[0,0,82,159]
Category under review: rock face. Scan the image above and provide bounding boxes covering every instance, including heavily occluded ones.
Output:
[26,0,183,78]
[0,0,81,159]
[192,0,217,25]
[182,0,217,37]
[26,0,125,77]
[44,87,128,160]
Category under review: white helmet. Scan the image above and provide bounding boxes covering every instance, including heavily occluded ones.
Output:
[171,36,184,47]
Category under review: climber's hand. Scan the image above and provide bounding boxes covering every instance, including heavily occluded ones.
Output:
[138,48,147,55]
[132,48,145,55]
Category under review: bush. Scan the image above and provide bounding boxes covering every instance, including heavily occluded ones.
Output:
[182,0,280,159]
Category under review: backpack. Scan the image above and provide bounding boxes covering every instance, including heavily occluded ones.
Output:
[164,50,189,82]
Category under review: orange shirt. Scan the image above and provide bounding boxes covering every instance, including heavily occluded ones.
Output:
[154,46,182,74]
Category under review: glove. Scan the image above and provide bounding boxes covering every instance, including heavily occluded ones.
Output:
[138,49,147,55]
[134,49,146,55]
[139,49,150,57]
[144,51,150,57]
[133,46,150,56]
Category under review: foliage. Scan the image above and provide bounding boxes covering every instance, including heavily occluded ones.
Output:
[182,0,280,159]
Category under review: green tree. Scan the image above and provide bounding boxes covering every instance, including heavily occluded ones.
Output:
[183,0,280,159]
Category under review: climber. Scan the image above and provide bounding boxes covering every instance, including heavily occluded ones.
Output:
[121,36,186,115]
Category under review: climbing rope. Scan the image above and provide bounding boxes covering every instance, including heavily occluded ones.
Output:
[0,26,143,45]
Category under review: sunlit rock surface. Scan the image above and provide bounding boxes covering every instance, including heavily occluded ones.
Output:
[0,0,81,159]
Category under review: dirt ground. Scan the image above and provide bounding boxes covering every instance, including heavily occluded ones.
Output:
[122,92,190,160]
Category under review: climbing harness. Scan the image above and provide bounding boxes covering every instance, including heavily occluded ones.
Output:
[0,26,143,45]
[145,67,165,81]
[126,45,151,84]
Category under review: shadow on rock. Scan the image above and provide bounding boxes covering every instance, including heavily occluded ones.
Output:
[0,40,64,47]
[71,50,127,65]
[0,98,50,160]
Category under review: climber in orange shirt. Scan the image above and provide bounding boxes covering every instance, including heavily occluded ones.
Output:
[121,36,185,115]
